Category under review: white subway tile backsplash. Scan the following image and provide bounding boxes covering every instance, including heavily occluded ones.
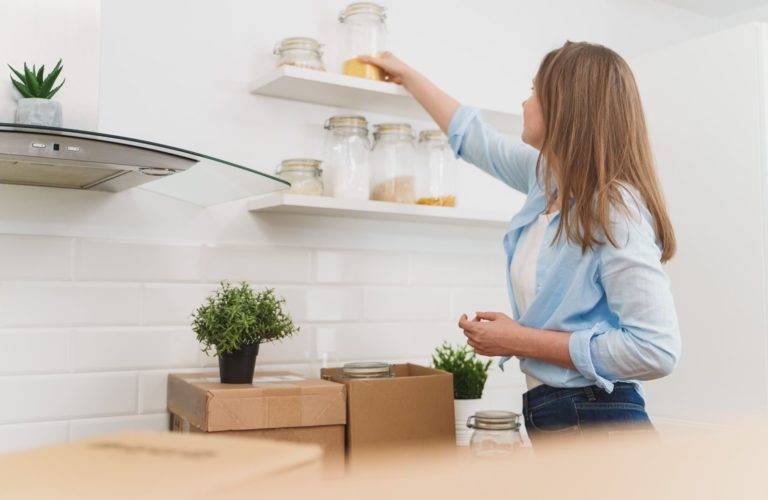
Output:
[0,373,137,424]
[0,283,141,327]
[0,421,70,453]
[70,413,169,440]
[0,235,72,280]
[0,330,69,374]
[364,287,452,321]
[74,240,201,282]
[449,286,511,319]
[410,252,505,286]
[315,250,409,284]
[202,245,310,283]
[141,283,217,325]
[305,287,363,321]
[71,327,201,371]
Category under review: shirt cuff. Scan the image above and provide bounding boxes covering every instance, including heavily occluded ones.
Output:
[447,105,480,157]
[498,356,511,371]
[568,322,614,393]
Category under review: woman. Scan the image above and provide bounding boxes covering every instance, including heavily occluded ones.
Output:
[361,42,680,443]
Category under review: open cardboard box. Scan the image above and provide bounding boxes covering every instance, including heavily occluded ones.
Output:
[321,363,455,460]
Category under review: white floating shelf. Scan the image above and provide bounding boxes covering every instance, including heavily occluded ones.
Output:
[247,192,513,228]
[251,66,523,134]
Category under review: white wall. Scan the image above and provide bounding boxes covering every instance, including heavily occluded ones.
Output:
[0,0,721,452]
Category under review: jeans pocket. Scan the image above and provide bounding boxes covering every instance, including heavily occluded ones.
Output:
[527,397,580,433]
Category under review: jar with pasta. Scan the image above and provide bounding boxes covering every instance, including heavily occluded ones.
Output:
[338,2,387,81]
[273,37,325,71]
[370,123,416,204]
[323,115,371,200]
[415,129,457,207]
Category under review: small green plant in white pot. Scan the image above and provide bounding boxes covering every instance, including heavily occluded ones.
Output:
[192,282,299,384]
[8,59,65,127]
[432,342,492,446]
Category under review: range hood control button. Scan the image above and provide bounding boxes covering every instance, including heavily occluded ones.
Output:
[139,167,176,177]
[66,146,80,152]
[31,142,46,149]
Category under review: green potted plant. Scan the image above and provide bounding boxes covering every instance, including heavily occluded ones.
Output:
[8,59,65,127]
[432,342,492,446]
[192,282,299,384]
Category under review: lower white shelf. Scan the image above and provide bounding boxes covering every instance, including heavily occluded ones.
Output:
[247,192,513,228]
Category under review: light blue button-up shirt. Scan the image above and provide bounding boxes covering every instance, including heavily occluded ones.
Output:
[449,106,681,393]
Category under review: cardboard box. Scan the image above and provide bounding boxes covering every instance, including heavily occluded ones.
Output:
[0,431,321,500]
[167,371,346,465]
[321,363,455,458]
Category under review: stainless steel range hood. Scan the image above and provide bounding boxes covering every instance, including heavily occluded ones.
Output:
[0,123,288,206]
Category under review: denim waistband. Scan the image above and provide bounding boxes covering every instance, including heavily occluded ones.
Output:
[523,382,638,410]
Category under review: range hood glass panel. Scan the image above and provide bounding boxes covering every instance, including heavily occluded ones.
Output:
[0,123,289,205]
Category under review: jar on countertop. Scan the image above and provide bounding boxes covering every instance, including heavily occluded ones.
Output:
[467,410,523,457]
[274,37,326,71]
[338,2,387,80]
[416,129,457,207]
[323,115,371,200]
[370,123,417,204]
[341,361,394,379]
[276,158,324,196]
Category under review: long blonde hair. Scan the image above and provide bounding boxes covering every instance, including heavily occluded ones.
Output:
[534,41,676,262]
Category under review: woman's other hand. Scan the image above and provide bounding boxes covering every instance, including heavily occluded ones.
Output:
[358,52,412,84]
[458,311,529,357]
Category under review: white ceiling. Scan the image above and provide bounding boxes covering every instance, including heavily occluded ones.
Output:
[656,0,768,17]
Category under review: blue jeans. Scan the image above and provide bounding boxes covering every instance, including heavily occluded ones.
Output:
[523,382,653,444]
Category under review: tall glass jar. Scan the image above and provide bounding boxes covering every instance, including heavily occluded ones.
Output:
[338,2,387,81]
[323,115,371,200]
[341,362,394,379]
[276,158,324,196]
[370,123,417,204]
[467,411,523,457]
[273,37,325,71]
[416,130,458,207]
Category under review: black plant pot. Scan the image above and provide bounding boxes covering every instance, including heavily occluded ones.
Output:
[218,342,260,384]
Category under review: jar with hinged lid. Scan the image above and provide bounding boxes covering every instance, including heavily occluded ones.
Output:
[341,362,394,379]
[273,37,325,71]
[338,2,387,81]
[416,129,457,207]
[467,410,523,457]
[276,158,324,196]
[323,115,371,200]
[370,123,416,204]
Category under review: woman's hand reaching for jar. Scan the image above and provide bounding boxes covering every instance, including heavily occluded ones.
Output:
[358,52,412,84]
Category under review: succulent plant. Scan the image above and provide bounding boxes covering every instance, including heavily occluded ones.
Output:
[8,59,65,99]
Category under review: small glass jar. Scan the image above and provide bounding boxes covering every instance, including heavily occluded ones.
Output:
[274,37,325,71]
[276,158,324,196]
[323,115,371,200]
[370,123,417,204]
[467,410,523,457]
[341,362,394,379]
[338,2,387,80]
[416,130,457,207]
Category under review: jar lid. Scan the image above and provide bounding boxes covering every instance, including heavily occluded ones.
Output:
[418,129,447,142]
[374,123,413,138]
[274,37,323,55]
[342,361,393,378]
[325,115,369,131]
[339,2,386,22]
[277,158,322,173]
[467,410,521,431]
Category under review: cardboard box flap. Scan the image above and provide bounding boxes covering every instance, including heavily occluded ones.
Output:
[168,371,346,432]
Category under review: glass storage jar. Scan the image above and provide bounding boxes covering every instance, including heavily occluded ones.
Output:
[467,410,523,457]
[273,37,325,71]
[370,123,417,204]
[416,130,457,207]
[338,2,387,80]
[276,158,324,196]
[323,115,371,200]
[341,362,394,379]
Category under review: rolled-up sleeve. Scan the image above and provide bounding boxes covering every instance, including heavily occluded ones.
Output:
[568,194,681,392]
[447,105,540,195]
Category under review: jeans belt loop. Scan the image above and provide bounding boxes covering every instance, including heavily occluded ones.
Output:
[585,386,596,402]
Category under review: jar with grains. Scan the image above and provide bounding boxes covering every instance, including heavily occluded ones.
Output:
[467,411,523,457]
[338,2,387,81]
[276,158,324,196]
[370,123,416,204]
[341,362,394,379]
[416,129,457,207]
[273,37,325,71]
[323,115,371,200]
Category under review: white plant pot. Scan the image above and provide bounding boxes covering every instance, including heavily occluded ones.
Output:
[454,398,485,447]
[15,98,62,127]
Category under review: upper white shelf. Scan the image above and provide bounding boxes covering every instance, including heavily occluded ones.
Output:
[247,192,513,228]
[250,66,523,134]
